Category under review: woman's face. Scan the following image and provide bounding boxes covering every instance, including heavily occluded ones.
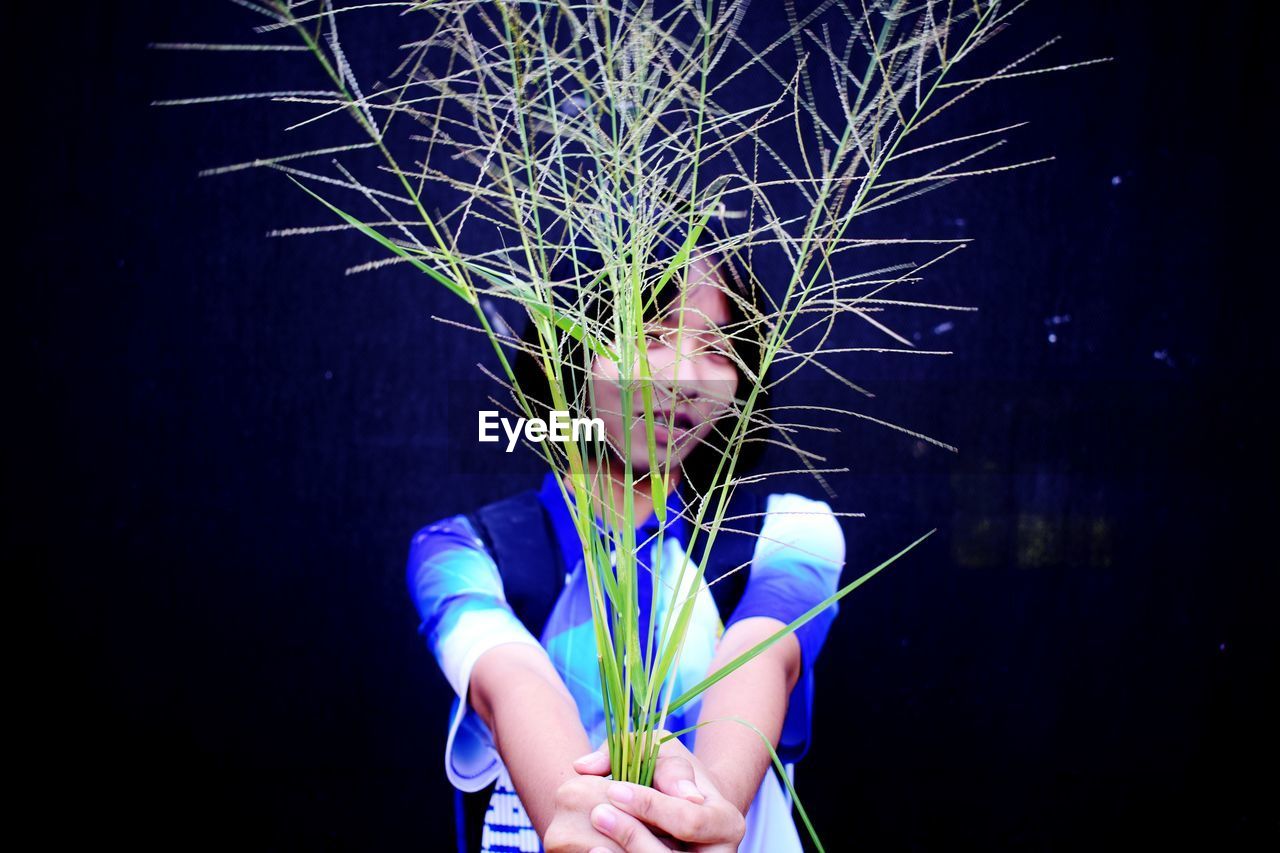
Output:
[588,255,741,476]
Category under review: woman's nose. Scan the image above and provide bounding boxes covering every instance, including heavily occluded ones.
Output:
[648,336,710,382]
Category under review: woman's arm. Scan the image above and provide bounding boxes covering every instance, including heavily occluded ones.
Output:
[695,492,846,810]
[406,517,620,850]
[468,642,591,833]
[691,616,801,813]
[470,641,622,851]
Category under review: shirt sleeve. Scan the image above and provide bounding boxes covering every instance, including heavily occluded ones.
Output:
[723,492,846,762]
[405,514,544,791]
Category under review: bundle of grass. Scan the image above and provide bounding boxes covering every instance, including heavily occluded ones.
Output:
[156,2,1102,846]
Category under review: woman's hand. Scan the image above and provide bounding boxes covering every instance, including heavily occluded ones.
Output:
[572,735,746,852]
[542,773,624,853]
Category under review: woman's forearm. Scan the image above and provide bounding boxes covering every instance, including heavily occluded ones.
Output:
[470,642,595,836]
[692,616,802,815]
[468,619,800,835]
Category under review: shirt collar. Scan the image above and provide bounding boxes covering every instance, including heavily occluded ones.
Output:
[536,470,688,574]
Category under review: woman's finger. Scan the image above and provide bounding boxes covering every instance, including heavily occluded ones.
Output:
[605,781,736,845]
[650,754,705,803]
[590,803,672,853]
[573,748,612,776]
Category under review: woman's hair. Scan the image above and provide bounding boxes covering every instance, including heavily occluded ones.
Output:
[510,221,774,513]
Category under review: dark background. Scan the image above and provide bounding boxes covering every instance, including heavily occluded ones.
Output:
[16,1,1274,849]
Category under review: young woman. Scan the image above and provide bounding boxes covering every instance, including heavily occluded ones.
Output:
[407,243,846,852]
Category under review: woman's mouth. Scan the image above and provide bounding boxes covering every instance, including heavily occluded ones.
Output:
[636,407,694,439]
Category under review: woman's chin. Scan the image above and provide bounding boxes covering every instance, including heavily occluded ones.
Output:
[603,435,694,477]
[625,444,677,476]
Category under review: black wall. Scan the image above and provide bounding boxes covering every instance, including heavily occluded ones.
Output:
[17,2,1273,849]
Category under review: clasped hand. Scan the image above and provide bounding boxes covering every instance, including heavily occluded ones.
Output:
[543,733,746,852]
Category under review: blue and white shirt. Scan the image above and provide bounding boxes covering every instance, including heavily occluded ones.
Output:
[407,472,846,852]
